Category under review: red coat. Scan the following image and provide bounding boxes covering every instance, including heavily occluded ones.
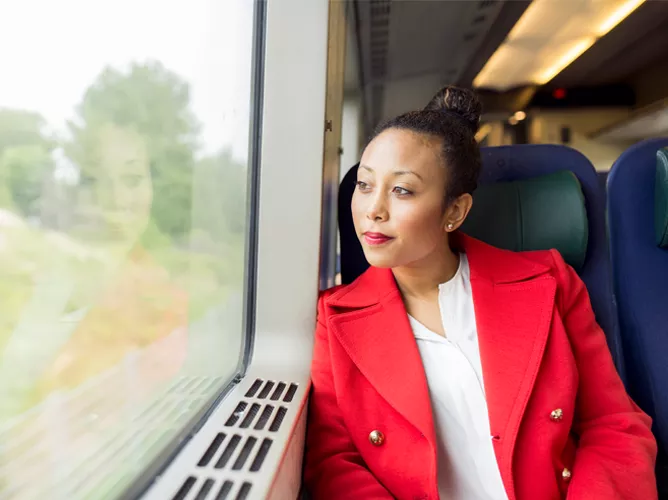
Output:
[304,235,657,500]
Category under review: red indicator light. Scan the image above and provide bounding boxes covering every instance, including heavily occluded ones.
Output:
[553,88,567,99]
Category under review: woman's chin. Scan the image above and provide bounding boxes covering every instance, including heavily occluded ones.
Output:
[362,250,397,269]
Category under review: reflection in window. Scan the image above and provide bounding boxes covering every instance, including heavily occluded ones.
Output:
[0,0,256,497]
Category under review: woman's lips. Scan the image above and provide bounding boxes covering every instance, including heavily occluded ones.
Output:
[363,232,394,246]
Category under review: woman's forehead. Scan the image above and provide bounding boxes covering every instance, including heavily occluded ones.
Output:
[362,129,443,175]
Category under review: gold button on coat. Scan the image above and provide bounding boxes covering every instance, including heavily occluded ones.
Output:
[550,408,564,421]
[562,468,572,482]
[369,430,385,446]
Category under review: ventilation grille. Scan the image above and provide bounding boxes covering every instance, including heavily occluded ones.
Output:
[368,0,391,80]
[164,379,299,499]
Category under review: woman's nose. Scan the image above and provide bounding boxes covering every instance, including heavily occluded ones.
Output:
[366,196,388,222]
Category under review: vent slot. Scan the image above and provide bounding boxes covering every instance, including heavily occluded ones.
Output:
[198,433,225,467]
[257,381,275,399]
[245,379,263,398]
[270,382,286,401]
[269,407,288,432]
[194,479,215,500]
[283,383,298,402]
[367,0,391,80]
[232,437,258,470]
[172,476,196,500]
[370,1,390,15]
[254,405,274,431]
[215,481,234,500]
[250,439,273,472]
[236,483,252,500]
[479,0,496,7]
[225,402,248,427]
[215,435,242,469]
[239,404,261,429]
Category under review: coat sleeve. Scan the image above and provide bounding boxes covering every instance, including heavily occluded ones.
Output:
[303,293,394,499]
[551,250,658,500]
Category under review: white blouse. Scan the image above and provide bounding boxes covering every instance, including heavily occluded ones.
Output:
[407,254,508,500]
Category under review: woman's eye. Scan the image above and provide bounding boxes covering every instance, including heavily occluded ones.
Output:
[356,181,370,191]
[393,186,412,196]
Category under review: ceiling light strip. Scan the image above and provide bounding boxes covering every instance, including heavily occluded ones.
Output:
[473,0,646,90]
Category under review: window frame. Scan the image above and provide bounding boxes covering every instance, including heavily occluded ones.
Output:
[119,1,267,498]
[134,0,331,497]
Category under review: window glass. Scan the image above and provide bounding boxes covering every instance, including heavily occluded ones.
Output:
[0,0,257,497]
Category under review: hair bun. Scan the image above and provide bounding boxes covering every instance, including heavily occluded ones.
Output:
[424,86,482,132]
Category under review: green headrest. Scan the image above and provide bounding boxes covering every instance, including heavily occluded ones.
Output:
[461,171,588,271]
[656,149,668,248]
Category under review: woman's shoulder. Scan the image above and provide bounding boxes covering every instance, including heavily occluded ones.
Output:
[459,233,575,286]
[316,266,396,320]
[465,235,575,286]
[317,274,372,307]
[319,283,347,301]
[518,247,567,270]
[520,248,574,275]
[513,248,586,311]
[471,244,587,320]
[510,247,579,288]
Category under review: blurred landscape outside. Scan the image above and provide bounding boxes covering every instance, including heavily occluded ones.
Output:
[0,0,254,497]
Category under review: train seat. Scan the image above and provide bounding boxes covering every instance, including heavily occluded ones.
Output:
[607,139,668,452]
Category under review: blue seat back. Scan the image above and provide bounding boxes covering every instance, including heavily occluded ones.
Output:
[338,144,623,376]
[477,145,622,374]
[608,137,668,450]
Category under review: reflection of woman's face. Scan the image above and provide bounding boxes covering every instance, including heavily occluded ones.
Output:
[80,125,153,246]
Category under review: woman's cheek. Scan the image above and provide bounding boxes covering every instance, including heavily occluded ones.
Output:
[393,203,442,240]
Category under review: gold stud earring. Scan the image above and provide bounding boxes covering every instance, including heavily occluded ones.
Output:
[447,223,454,231]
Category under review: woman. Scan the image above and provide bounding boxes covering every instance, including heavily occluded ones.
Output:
[0,123,187,419]
[35,122,188,395]
[304,87,657,500]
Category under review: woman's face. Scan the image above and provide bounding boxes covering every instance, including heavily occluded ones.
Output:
[78,124,153,247]
[352,128,453,269]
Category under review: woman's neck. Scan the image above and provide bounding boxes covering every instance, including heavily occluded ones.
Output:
[392,241,460,301]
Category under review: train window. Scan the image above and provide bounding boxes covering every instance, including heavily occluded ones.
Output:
[0,0,258,497]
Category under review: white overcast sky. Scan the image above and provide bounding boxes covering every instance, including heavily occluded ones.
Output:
[0,0,254,161]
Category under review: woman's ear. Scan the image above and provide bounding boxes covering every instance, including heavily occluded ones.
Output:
[444,193,473,232]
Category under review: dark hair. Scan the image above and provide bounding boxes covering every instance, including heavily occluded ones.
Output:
[371,86,482,204]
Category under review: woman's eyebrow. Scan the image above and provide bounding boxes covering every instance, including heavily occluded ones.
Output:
[359,164,423,181]
[393,170,423,181]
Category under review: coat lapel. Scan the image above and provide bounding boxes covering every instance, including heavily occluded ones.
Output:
[326,267,437,448]
[460,235,557,497]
